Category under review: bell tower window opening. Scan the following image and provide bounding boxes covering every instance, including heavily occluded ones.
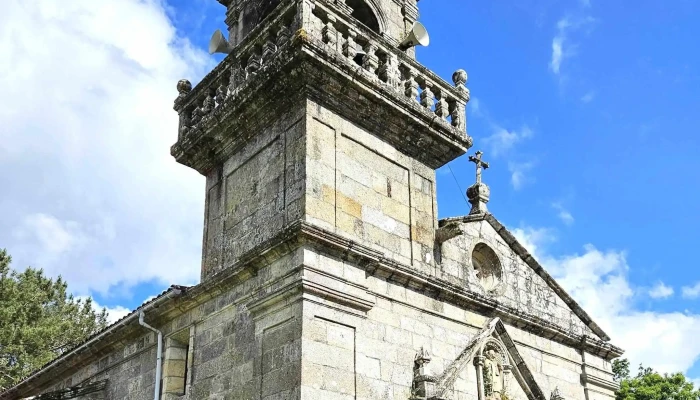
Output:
[346,0,381,34]
[257,0,282,23]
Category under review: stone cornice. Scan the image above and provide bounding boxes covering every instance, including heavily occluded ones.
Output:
[293,222,623,360]
[246,273,375,320]
[4,219,623,398]
[581,372,620,392]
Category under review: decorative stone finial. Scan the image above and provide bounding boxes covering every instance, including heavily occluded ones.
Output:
[412,347,437,400]
[452,69,468,87]
[466,151,490,215]
[550,387,564,400]
[415,347,431,365]
[177,79,192,96]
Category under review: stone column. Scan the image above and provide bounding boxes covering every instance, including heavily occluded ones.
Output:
[475,355,485,400]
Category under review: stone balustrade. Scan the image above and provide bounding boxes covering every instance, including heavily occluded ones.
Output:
[173,0,470,142]
[309,0,470,130]
[173,1,297,141]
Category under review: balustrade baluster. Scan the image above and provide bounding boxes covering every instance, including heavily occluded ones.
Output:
[420,81,435,110]
[191,103,203,125]
[362,43,379,75]
[276,26,291,47]
[175,79,192,139]
[179,109,192,139]
[215,76,229,106]
[450,101,465,131]
[435,90,449,120]
[262,34,278,62]
[228,63,242,95]
[202,90,215,116]
[245,52,262,77]
[343,30,358,60]
[451,70,469,131]
[322,15,338,50]
[404,69,419,103]
[378,53,401,89]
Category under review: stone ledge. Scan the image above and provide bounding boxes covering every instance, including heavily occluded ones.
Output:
[294,222,623,360]
[581,372,620,392]
[186,219,623,360]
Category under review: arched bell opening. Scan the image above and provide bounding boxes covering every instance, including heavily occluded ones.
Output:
[346,0,381,34]
[255,0,282,23]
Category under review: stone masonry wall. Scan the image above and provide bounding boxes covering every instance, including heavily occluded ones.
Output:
[201,103,306,280]
[35,249,306,400]
[301,248,616,400]
[31,243,615,400]
[304,100,438,273]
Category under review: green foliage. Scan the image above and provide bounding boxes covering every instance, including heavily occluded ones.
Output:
[614,358,700,400]
[0,249,108,391]
[614,358,631,381]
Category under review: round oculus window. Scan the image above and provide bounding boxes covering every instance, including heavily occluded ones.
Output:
[471,243,503,292]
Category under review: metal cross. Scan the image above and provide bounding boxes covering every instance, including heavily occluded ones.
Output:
[468,151,489,184]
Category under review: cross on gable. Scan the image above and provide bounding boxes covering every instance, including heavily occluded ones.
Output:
[468,150,489,184]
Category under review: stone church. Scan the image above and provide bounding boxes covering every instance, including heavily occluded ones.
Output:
[1,0,623,399]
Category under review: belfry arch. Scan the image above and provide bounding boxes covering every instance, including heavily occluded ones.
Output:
[346,0,384,34]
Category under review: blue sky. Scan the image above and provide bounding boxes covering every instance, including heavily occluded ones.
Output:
[429,0,700,306]
[1,0,699,380]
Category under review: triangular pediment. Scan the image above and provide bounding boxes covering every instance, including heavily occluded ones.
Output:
[421,318,547,400]
[438,213,610,342]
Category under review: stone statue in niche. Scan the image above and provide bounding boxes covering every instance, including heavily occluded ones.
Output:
[483,349,504,399]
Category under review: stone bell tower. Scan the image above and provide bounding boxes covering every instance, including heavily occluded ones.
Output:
[172,0,472,397]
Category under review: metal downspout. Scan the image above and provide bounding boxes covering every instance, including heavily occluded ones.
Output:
[139,311,163,400]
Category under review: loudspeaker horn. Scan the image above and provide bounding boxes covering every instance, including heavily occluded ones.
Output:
[399,22,430,50]
[209,29,233,55]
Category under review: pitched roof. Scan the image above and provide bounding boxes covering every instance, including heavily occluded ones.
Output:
[0,285,190,400]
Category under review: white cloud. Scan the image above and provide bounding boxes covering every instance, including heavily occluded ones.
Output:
[511,226,556,257]
[549,16,595,76]
[77,296,131,325]
[648,282,674,299]
[682,283,700,299]
[508,161,535,190]
[0,0,213,296]
[551,202,574,225]
[513,227,700,375]
[581,91,596,103]
[12,214,88,259]
[483,125,533,157]
[550,35,565,75]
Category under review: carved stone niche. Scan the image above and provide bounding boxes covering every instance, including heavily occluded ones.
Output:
[471,243,505,297]
[474,339,512,400]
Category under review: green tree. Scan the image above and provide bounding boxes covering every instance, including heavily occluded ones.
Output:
[614,358,700,400]
[0,249,107,391]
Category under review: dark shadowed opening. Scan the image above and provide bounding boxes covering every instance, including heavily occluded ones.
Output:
[256,0,282,22]
[346,0,380,33]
